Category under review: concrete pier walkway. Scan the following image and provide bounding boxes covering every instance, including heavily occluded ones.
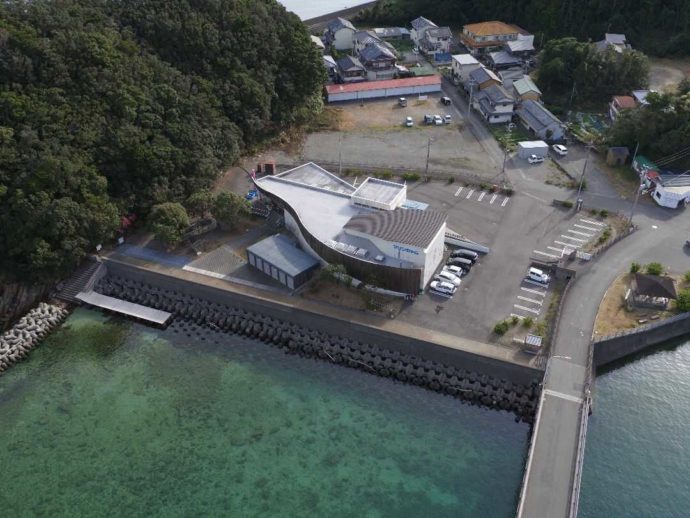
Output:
[76,291,172,326]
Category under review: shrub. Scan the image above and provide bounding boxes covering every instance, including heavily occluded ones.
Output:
[503,187,514,196]
[480,183,488,190]
[493,320,510,335]
[522,316,533,328]
[599,209,609,218]
[684,271,690,283]
[534,321,547,337]
[676,289,690,312]
[562,200,574,208]
[447,176,455,184]
[590,209,598,215]
[645,262,664,276]
[511,315,520,326]
[630,262,641,273]
[402,172,420,182]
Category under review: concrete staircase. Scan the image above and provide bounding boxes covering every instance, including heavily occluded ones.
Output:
[56,260,104,304]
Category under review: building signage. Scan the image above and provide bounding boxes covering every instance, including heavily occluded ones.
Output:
[393,244,419,256]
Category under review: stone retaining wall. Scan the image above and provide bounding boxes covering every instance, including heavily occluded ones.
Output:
[0,302,70,373]
[97,262,542,421]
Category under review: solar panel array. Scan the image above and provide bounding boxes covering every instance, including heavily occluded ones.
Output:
[325,240,369,258]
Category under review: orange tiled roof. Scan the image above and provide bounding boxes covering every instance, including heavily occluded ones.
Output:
[613,95,636,109]
[463,21,519,37]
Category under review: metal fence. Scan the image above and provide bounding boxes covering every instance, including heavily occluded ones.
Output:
[593,310,690,343]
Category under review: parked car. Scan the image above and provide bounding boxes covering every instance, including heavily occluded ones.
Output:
[430,280,457,296]
[404,116,414,127]
[433,114,443,125]
[552,144,568,156]
[450,249,478,263]
[399,97,407,107]
[424,114,434,125]
[443,265,466,277]
[435,270,461,286]
[447,257,472,272]
[528,154,545,164]
[527,267,550,284]
[444,114,452,124]
[441,96,452,105]
[245,189,258,200]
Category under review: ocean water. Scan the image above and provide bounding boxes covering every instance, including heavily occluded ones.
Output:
[579,338,690,517]
[0,309,529,517]
[280,0,371,20]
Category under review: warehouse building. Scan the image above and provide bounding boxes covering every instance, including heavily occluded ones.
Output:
[254,163,447,294]
[246,234,320,290]
[325,75,442,103]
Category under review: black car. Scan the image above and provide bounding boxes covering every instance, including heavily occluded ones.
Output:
[450,248,479,263]
[447,257,472,271]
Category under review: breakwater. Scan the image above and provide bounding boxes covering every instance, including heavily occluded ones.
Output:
[94,270,540,421]
[0,302,70,373]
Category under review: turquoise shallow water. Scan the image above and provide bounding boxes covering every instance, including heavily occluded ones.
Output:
[580,338,690,518]
[0,309,529,517]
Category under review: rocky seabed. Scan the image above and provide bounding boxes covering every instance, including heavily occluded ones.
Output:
[96,275,539,421]
[0,302,70,373]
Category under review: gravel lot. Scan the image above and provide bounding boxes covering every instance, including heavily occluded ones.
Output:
[300,95,498,179]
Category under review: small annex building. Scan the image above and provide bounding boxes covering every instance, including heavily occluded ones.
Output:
[247,234,320,290]
[325,75,441,103]
[627,273,677,310]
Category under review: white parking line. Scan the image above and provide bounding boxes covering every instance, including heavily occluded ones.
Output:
[580,218,605,226]
[518,295,543,305]
[466,189,475,199]
[521,287,546,296]
[510,313,526,320]
[454,186,464,197]
[501,197,509,207]
[514,304,540,315]
[568,229,593,237]
[574,224,599,231]
[555,240,580,248]
[533,250,559,259]
[524,279,550,288]
[547,246,565,253]
[477,191,486,202]
[561,234,587,242]
[490,194,498,204]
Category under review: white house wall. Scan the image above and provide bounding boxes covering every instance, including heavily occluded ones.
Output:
[421,223,446,287]
[327,82,441,102]
[333,29,355,50]
[284,211,328,266]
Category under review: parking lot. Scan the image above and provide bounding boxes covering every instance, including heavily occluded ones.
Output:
[299,95,500,179]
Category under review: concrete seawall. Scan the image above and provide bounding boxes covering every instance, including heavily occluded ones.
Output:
[593,311,690,368]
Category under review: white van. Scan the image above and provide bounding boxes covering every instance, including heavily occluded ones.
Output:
[527,267,550,284]
[430,280,457,296]
[435,270,461,286]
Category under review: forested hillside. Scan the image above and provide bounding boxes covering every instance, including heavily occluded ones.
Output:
[359,0,690,56]
[0,0,324,281]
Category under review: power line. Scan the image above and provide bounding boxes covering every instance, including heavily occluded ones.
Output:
[654,146,690,167]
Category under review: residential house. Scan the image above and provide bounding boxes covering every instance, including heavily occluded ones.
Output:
[475,84,515,123]
[451,54,481,83]
[466,65,502,90]
[353,30,397,56]
[410,16,437,46]
[609,95,636,121]
[632,89,653,106]
[487,50,521,70]
[310,35,325,54]
[373,27,410,40]
[517,100,566,142]
[512,76,541,102]
[594,33,631,54]
[505,34,535,58]
[460,21,522,55]
[336,55,366,83]
[358,43,397,81]
[324,17,357,51]
[323,55,337,79]
[420,26,453,56]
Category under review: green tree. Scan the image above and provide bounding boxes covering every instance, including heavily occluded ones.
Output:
[212,192,250,229]
[676,289,690,312]
[186,190,214,217]
[148,202,189,245]
[645,262,664,276]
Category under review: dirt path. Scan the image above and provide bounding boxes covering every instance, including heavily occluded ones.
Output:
[648,57,690,92]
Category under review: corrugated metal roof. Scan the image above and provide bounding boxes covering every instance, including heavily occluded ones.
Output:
[247,235,319,277]
[513,76,541,96]
[452,54,480,66]
[517,100,563,132]
[344,208,446,249]
[326,75,441,94]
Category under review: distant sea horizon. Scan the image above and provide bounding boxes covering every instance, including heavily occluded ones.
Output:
[279,0,371,20]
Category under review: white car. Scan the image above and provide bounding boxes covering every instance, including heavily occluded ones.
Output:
[444,114,452,124]
[528,154,545,164]
[552,144,568,156]
[443,265,465,277]
[527,267,550,284]
[435,270,461,286]
[433,114,443,125]
[404,116,414,127]
[430,280,457,296]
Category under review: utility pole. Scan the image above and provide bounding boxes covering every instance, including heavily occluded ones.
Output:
[338,134,342,176]
[628,181,643,224]
[425,137,433,176]
[467,80,476,117]
[568,81,577,109]
[576,143,592,208]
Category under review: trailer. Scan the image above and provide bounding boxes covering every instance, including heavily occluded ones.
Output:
[517,140,548,159]
[650,174,690,208]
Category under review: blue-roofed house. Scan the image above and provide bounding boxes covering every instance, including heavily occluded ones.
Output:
[336,55,366,83]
